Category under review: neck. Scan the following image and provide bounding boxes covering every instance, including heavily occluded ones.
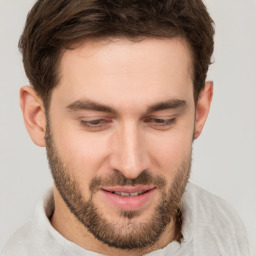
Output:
[51,186,182,256]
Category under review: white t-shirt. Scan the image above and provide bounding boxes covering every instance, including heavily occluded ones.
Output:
[1,182,250,256]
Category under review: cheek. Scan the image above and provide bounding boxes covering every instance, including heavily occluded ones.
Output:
[149,135,192,165]
[51,120,111,183]
[146,121,194,175]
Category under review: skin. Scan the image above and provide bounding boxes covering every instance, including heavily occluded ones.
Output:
[20,37,213,255]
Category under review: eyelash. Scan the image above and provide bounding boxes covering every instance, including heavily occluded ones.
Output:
[143,117,176,129]
[80,119,111,129]
[80,117,176,131]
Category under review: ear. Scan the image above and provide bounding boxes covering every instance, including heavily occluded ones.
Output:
[20,86,46,147]
[194,81,213,139]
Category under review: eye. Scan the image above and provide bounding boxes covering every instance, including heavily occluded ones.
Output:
[143,117,176,130]
[80,118,112,131]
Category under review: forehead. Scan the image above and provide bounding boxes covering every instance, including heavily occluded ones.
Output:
[61,37,193,78]
[53,37,194,112]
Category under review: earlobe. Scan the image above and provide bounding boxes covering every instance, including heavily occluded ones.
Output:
[20,86,46,147]
[194,81,213,139]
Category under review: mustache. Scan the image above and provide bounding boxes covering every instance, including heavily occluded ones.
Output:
[89,169,166,194]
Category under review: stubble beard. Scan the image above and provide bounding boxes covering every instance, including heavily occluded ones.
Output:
[45,122,191,250]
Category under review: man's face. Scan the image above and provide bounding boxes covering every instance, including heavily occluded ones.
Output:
[46,38,195,248]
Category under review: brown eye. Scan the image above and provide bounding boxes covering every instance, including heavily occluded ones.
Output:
[80,119,112,131]
[86,119,105,125]
[143,117,176,130]
[153,118,166,124]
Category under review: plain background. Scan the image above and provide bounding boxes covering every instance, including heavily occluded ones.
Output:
[0,0,255,254]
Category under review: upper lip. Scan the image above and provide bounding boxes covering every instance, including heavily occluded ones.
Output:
[101,185,156,193]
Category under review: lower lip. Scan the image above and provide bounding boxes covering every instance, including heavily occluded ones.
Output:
[100,188,156,211]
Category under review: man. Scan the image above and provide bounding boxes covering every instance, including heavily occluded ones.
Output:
[1,0,250,255]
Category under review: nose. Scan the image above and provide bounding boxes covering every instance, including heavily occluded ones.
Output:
[109,122,150,179]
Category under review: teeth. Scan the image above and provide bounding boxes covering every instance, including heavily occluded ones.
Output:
[120,192,130,197]
[129,192,139,196]
[113,191,144,197]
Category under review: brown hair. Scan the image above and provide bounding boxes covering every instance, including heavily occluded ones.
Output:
[19,0,214,108]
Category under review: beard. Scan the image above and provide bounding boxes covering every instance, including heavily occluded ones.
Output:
[45,122,191,250]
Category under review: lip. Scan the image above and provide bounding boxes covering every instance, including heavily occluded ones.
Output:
[102,185,156,193]
[100,186,156,212]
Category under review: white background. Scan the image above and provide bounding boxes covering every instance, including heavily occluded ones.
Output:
[0,0,255,254]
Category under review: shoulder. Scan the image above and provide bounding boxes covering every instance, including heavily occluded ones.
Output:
[181,182,250,255]
[1,190,55,256]
[184,182,244,224]
[1,219,42,256]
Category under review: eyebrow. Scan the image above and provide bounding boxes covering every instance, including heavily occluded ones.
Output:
[144,99,187,115]
[66,99,186,115]
[67,100,117,114]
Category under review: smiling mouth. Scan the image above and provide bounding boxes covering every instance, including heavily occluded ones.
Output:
[110,191,145,197]
[101,186,156,197]
[103,190,153,197]
[100,186,156,211]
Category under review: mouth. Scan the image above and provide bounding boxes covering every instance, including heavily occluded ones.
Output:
[110,191,145,197]
[100,186,157,211]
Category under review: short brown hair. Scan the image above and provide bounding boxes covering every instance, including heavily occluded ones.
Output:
[19,0,214,108]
